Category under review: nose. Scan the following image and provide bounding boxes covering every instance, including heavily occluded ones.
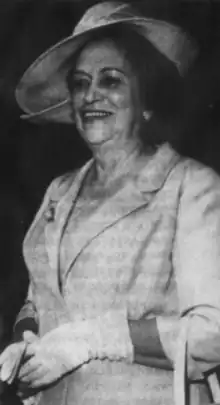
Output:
[84,80,101,103]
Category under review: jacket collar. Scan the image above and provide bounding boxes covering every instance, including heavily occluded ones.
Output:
[135,143,180,193]
[48,142,180,203]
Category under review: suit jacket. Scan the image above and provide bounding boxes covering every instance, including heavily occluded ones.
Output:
[16,143,220,405]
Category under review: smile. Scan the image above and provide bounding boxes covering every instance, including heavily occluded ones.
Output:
[82,111,113,120]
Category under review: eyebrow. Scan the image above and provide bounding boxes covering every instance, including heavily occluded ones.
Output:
[73,67,126,77]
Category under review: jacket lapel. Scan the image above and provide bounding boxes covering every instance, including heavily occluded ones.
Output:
[61,143,181,277]
[62,179,154,277]
[44,160,93,271]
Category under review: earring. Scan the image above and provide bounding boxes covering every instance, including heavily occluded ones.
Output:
[143,110,152,121]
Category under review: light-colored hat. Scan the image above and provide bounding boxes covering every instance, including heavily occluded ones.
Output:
[15,1,198,124]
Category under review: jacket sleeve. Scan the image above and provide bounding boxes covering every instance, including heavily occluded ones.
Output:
[13,174,74,342]
[13,284,39,342]
[171,161,220,376]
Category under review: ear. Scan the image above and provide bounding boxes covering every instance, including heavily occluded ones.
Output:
[143,110,153,121]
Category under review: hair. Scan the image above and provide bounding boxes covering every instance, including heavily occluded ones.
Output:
[66,24,185,151]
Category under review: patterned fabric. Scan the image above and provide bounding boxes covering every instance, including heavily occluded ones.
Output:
[16,143,220,405]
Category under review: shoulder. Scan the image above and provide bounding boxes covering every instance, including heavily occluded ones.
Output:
[48,171,78,200]
[172,158,220,224]
[45,159,91,201]
[178,157,220,197]
[47,158,93,200]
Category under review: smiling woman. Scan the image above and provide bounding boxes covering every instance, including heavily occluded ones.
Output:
[66,25,184,151]
[1,2,220,405]
[69,38,139,149]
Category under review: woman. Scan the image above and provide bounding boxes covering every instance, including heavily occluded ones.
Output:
[1,2,220,405]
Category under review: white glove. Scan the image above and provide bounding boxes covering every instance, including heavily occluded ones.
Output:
[18,326,91,388]
[0,330,38,384]
[18,310,133,388]
[0,342,27,384]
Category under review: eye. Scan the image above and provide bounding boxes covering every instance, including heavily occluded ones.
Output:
[70,76,90,93]
[99,74,123,89]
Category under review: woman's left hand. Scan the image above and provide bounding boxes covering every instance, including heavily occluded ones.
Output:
[18,344,69,388]
[18,326,91,388]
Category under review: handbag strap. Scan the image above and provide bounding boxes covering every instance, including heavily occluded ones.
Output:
[174,316,189,405]
[174,316,220,405]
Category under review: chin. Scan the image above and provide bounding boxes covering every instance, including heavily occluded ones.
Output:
[81,129,111,146]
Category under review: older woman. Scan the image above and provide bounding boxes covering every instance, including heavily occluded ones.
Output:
[1,2,220,405]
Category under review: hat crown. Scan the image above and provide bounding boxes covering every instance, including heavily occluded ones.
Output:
[73,2,138,35]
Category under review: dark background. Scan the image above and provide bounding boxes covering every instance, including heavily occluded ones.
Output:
[0,0,220,345]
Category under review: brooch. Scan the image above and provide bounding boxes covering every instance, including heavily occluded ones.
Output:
[44,199,57,222]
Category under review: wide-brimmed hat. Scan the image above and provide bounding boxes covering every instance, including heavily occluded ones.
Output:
[15,1,198,124]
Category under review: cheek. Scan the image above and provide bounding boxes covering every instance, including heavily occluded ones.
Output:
[110,90,133,110]
[71,92,83,112]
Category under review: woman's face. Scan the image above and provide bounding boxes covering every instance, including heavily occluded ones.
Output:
[69,39,142,148]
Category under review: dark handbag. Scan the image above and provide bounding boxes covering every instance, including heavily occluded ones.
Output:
[0,384,23,405]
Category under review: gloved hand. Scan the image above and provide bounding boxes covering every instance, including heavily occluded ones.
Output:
[18,325,91,388]
[0,342,27,384]
[18,310,133,389]
[0,330,38,384]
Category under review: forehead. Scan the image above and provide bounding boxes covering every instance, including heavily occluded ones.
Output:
[75,39,130,73]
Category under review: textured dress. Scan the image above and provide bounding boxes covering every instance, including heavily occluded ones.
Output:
[16,143,220,405]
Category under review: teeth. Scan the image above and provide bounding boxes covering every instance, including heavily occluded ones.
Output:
[84,112,111,117]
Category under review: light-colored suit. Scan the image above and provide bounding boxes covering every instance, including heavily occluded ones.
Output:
[17,143,220,405]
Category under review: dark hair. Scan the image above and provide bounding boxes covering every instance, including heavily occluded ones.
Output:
[66,24,185,151]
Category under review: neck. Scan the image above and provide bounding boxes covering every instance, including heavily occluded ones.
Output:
[90,139,146,185]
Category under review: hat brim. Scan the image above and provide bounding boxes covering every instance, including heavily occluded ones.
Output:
[16,17,195,124]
